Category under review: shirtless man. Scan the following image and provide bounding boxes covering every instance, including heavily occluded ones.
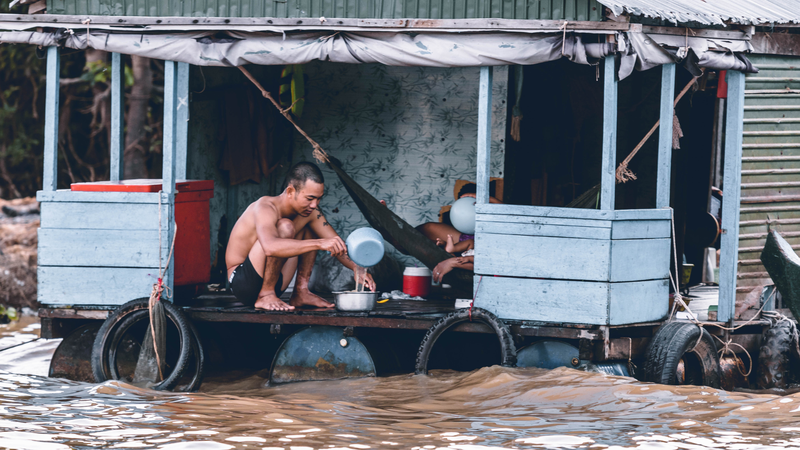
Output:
[226,162,376,311]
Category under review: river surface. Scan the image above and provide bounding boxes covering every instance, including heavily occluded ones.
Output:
[1,318,799,450]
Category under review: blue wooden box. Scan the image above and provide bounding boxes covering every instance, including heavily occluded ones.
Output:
[37,190,172,307]
[472,204,671,325]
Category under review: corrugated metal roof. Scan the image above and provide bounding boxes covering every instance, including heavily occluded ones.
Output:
[597,0,800,25]
[45,0,604,20]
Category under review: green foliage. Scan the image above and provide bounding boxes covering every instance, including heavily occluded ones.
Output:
[124,64,135,87]
[0,35,164,197]
[0,43,46,196]
[0,305,19,323]
[82,59,111,85]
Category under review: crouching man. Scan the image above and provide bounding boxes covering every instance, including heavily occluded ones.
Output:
[226,162,376,311]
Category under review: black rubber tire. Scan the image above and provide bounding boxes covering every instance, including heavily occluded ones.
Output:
[415,307,516,375]
[104,308,205,392]
[178,320,206,392]
[92,298,194,391]
[643,321,721,388]
[755,319,796,389]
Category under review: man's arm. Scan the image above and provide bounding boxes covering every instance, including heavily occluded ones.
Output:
[308,210,358,270]
[309,210,376,291]
[255,202,345,258]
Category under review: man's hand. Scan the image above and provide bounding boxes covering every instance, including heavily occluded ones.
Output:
[320,236,347,256]
[355,270,377,292]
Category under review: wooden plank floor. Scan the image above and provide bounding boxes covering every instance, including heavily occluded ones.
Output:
[40,284,773,337]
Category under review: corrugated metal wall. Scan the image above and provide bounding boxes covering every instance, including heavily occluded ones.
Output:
[738,54,800,298]
[47,0,602,20]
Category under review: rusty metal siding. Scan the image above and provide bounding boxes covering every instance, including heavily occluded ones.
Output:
[738,54,800,299]
[46,0,602,19]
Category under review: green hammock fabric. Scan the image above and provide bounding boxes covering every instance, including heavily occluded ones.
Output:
[326,156,473,292]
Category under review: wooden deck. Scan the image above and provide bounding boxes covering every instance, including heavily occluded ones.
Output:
[37,283,779,361]
[181,291,616,340]
[38,284,773,340]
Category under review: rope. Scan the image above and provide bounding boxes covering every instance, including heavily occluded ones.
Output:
[627,337,636,376]
[510,66,524,142]
[470,275,483,322]
[713,335,753,377]
[616,73,702,183]
[560,21,568,57]
[238,66,330,164]
[0,338,40,353]
[666,206,757,376]
[148,192,178,381]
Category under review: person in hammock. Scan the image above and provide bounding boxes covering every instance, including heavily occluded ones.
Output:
[415,181,501,256]
[226,162,376,311]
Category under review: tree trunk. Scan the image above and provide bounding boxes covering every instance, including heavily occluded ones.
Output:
[124,56,152,179]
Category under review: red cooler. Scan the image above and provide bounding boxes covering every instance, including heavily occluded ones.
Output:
[403,267,431,298]
[70,179,215,286]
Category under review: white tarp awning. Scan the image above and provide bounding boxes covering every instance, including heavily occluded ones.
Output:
[0,29,757,77]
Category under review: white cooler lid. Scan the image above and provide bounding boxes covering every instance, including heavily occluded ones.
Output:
[403,267,431,276]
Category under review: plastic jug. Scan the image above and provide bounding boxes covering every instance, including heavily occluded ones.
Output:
[345,227,385,268]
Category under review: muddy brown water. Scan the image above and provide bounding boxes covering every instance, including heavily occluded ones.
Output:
[1,318,800,449]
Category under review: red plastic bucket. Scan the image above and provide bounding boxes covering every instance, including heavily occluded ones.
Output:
[403,267,431,298]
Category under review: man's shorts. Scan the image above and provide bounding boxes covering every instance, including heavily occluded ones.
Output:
[229,256,285,306]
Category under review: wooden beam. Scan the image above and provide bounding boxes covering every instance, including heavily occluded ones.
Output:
[476,66,493,205]
[110,52,124,182]
[176,62,189,181]
[43,46,60,192]
[642,25,751,40]
[719,70,746,324]
[0,14,635,32]
[656,63,675,209]
[600,55,617,210]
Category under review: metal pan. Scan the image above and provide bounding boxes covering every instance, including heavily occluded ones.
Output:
[332,291,378,311]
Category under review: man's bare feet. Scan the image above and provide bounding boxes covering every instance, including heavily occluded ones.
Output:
[290,289,334,308]
[254,293,295,311]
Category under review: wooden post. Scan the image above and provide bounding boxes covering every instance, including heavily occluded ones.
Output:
[476,66,493,205]
[43,46,60,192]
[600,55,617,210]
[162,60,179,293]
[719,70,745,324]
[110,52,124,182]
[656,63,675,209]
[163,61,178,195]
[176,62,190,181]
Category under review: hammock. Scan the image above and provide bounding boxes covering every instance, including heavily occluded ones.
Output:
[326,156,473,292]
[236,67,473,292]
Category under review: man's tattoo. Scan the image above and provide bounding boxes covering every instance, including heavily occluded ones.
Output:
[317,213,322,219]
[323,222,330,227]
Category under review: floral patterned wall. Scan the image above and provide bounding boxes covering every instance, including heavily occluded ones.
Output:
[293,62,509,269]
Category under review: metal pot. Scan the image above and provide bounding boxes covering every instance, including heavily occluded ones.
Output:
[333,291,378,311]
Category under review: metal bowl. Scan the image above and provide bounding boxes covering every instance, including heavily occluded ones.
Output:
[333,291,378,311]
